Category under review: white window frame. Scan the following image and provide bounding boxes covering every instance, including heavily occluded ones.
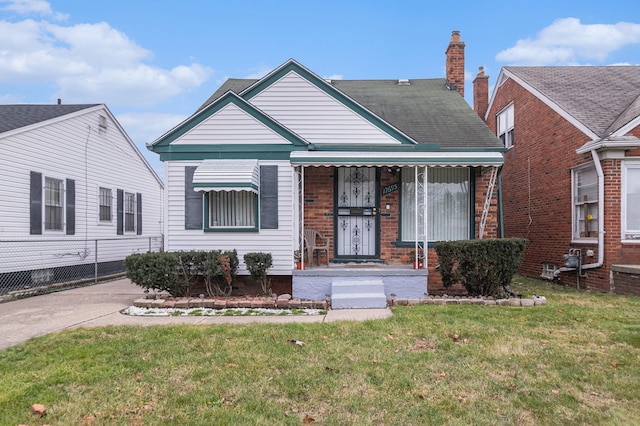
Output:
[622,160,640,241]
[206,190,258,231]
[124,191,136,233]
[572,164,599,241]
[400,167,470,242]
[98,187,113,224]
[43,176,64,233]
[497,103,514,149]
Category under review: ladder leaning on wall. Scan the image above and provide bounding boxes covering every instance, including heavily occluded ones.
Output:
[478,166,499,240]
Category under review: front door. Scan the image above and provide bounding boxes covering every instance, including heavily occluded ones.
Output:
[335,167,379,259]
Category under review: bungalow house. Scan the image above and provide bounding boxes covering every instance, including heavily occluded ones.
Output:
[149,31,505,307]
[0,103,164,295]
[482,66,640,295]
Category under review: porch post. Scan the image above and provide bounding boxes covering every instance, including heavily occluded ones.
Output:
[301,165,305,269]
[423,166,428,274]
[414,166,419,266]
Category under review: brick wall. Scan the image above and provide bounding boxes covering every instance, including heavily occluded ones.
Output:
[487,75,640,295]
[445,31,465,98]
[302,165,499,295]
[612,270,640,296]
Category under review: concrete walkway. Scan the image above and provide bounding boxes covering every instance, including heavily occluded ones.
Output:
[0,278,392,351]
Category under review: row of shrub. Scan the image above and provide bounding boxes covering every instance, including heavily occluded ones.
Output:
[434,238,528,297]
[124,250,272,297]
[125,239,527,299]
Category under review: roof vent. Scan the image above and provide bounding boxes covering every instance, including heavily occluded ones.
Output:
[397,79,410,86]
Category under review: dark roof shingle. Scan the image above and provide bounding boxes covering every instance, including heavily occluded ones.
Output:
[0,104,99,134]
[504,66,640,137]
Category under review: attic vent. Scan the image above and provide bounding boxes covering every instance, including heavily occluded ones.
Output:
[98,115,107,129]
[397,79,410,86]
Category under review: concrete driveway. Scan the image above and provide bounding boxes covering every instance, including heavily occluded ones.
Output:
[0,278,392,350]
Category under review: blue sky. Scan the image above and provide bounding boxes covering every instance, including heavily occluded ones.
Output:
[1,0,639,178]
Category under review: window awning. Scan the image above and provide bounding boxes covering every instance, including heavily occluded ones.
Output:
[289,151,504,167]
[192,159,260,193]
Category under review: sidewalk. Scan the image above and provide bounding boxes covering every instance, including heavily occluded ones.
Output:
[0,278,392,351]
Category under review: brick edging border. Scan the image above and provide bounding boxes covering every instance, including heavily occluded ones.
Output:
[133,294,548,309]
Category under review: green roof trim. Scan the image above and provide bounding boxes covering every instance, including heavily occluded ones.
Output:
[149,91,308,150]
[239,59,418,145]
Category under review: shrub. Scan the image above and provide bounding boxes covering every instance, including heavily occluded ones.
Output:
[434,238,528,297]
[124,250,240,297]
[203,250,239,296]
[243,252,273,295]
[124,252,187,297]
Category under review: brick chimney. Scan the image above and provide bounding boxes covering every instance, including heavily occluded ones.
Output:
[473,66,489,118]
[445,30,465,98]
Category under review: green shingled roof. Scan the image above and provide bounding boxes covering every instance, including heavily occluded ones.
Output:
[197,76,503,150]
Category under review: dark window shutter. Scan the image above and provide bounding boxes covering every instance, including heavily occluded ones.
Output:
[185,166,203,230]
[136,192,142,235]
[65,179,75,235]
[260,165,278,229]
[30,171,42,235]
[117,189,124,235]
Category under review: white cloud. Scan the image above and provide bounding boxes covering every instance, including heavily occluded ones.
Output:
[0,0,67,20]
[116,111,189,179]
[116,112,187,146]
[0,6,213,106]
[496,18,640,65]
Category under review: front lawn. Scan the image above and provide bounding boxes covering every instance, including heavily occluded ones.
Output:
[1,276,638,425]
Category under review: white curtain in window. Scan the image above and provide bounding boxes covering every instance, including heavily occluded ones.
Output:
[402,167,469,241]
[211,191,255,227]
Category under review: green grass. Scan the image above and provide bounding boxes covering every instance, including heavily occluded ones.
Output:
[1,276,639,425]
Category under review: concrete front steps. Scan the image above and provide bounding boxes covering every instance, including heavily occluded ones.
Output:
[331,278,387,309]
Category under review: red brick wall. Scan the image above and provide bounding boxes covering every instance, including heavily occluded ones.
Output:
[486,76,640,294]
[612,270,640,295]
[446,31,465,98]
[302,165,499,295]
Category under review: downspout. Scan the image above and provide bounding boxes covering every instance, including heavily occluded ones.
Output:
[581,149,605,270]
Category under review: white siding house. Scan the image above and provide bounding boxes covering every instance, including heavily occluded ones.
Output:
[149,54,505,305]
[0,104,164,293]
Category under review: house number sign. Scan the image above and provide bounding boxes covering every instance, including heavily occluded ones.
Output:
[382,182,399,195]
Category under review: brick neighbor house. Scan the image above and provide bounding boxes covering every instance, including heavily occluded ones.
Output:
[149,31,505,307]
[480,66,640,295]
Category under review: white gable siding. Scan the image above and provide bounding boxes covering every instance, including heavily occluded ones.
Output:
[250,71,401,145]
[173,103,291,145]
[0,107,164,274]
[165,160,295,275]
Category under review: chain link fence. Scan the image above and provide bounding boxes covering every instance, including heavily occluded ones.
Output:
[0,235,163,297]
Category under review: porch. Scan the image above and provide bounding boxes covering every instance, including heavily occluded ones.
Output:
[292,262,428,309]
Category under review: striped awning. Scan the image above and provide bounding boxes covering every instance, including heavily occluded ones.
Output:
[192,159,259,193]
[289,151,504,167]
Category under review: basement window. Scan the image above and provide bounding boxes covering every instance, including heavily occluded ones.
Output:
[541,263,556,280]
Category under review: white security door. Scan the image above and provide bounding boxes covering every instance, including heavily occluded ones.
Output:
[336,167,378,258]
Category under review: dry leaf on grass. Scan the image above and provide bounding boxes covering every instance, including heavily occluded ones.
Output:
[303,414,316,423]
